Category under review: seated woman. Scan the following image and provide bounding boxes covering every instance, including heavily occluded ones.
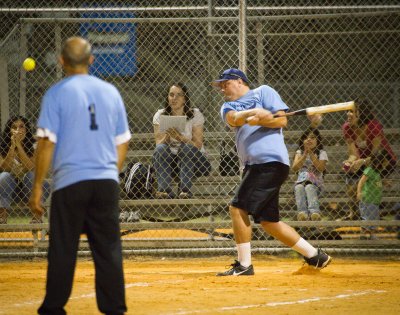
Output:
[341,99,397,220]
[152,82,211,198]
[292,127,328,221]
[0,116,50,223]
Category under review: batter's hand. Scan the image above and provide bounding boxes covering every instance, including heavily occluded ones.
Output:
[29,186,45,218]
[245,109,273,126]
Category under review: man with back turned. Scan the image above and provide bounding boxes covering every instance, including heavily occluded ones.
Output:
[30,37,131,314]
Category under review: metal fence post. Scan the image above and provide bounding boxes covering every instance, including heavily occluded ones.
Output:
[238,0,247,72]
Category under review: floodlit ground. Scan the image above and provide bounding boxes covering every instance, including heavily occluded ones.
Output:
[1,255,400,315]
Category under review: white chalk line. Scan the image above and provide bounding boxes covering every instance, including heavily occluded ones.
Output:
[163,289,386,315]
[2,279,187,312]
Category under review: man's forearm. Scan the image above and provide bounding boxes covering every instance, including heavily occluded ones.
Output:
[116,141,129,172]
[258,116,287,128]
[226,109,259,127]
[233,109,256,126]
[33,138,54,188]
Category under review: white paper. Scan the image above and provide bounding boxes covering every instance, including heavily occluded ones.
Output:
[159,115,186,133]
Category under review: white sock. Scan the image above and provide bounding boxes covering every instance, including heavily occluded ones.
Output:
[237,242,251,267]
[291,238,318,258]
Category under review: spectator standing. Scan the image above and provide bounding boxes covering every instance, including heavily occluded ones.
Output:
[152,82,211,199]
[341,99,397,220]
[292,127,328,221]
[0,116,50,224]
[29,37,130,315]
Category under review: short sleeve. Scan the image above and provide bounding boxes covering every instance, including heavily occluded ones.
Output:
[220,103,235,125]
[363,166,373,177]
[153,109,164,125]
[115,92,127,135]
[259,85,289,113]
[37,89,60,138]
[115,92,131,144]
[319,150,328,161]
[192,108,205,127]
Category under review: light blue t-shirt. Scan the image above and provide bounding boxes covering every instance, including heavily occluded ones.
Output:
[37,74,131,191]
[220,85,289,166]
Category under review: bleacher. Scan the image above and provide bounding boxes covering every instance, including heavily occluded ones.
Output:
[1,128,399,253]
[120,128,400,221]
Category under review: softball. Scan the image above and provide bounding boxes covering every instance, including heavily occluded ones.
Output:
[23,57,36,71]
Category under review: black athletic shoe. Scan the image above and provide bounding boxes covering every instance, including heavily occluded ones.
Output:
[216,260,254,276]
[304,248,332,269]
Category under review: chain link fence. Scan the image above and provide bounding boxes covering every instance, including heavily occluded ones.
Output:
[0,1,399,258]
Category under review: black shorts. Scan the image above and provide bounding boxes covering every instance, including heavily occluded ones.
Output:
[231,162,289,223]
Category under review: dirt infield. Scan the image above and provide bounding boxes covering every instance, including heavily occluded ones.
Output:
[1,255,400,315]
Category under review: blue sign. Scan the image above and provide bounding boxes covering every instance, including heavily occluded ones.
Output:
[80,11,137,76]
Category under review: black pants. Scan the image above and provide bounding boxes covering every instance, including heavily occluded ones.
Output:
[38,180,126,315]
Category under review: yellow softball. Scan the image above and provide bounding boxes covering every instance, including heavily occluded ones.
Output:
[23,57,36,71]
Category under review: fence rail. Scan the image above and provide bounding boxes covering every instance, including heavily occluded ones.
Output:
[0,1,399,258]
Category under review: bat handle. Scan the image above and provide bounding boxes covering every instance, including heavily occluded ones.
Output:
[273,109,307,117]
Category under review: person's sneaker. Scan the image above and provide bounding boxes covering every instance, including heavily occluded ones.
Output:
[304,248,332,269]
[127,211,140,222]
[360,232,379,240]
[155,191,170,199]
[337,211,360,221]
[119,211,129,223]
[310,212,321,221]
[216,260,254,276]
[297,212,308,221]
[178,192,193,199]
[29,216,43,224]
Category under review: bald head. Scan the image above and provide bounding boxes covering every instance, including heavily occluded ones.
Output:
[61,37,92,68]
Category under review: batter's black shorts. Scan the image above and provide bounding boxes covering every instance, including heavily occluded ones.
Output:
[231,162,289,223]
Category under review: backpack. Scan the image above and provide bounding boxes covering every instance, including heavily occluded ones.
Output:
[219,140,240,176]
[121,162,155,199]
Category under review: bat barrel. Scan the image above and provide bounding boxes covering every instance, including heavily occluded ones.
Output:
[273,101,355,117]
[306,101,355,115]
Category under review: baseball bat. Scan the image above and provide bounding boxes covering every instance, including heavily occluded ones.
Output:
[273,101,355,117]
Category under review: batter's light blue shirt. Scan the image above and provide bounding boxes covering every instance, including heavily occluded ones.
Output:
[37,74,131,191]
[220,85,290,166]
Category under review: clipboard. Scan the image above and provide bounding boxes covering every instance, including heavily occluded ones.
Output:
[159,115,186,133]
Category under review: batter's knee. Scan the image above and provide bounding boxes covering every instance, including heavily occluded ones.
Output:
[229,205,249,218]
[229,205,238,214]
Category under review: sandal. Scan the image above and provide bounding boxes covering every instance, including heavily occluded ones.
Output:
[155,191,170,199]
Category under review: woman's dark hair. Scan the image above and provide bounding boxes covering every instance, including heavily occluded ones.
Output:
[355,98,375,126]
[296,127,324,156]
[0,116,35,157]
[163,82,194,119]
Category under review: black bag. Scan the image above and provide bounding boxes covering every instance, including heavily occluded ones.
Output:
[120,162,155,199]
[219,141,240,176]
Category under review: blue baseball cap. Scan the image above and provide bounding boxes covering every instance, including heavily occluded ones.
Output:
[212,68,250,84]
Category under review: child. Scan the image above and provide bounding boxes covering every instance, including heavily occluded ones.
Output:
[357,152,385,240]
[292,127,328,221]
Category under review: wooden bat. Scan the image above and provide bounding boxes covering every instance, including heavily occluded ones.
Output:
[273,101,355,117]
